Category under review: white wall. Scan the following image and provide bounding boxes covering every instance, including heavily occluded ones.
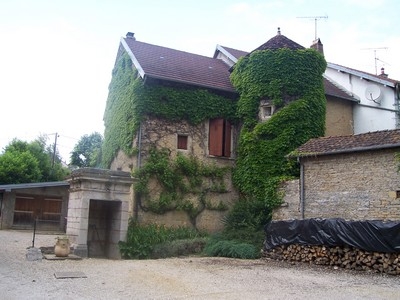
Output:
[325,66,399,134]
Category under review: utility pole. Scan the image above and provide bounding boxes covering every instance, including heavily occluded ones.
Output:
[297,15,328,40]
[51,132,59,168]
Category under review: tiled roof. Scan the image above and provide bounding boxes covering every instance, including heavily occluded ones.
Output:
[251,33,305,52]
[218,46,248,60]
[323,76,358,102]
[290,129,400,157]
[122,38,236,93]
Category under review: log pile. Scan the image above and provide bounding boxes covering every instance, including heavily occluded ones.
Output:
[263,244,400,275]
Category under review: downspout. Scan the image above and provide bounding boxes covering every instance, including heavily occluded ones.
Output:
[133,122,142,220]
[299,158,305,219]
[395,83,400,128]
[0,192,3,230]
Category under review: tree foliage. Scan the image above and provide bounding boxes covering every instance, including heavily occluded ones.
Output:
[70,132,103,168]
[0,136,69,184]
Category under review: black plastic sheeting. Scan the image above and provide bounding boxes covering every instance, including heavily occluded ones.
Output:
[264,218,400,253]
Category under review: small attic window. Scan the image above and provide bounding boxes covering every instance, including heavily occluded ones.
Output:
[260,105,275,120]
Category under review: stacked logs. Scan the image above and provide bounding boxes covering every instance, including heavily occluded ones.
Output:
[263,244,400,275]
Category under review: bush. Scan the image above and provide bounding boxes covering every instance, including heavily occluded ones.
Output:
[118,220,207,259]
[151,237,208,259]
[203,239,260,259]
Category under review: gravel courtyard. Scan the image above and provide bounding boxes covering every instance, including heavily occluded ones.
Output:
[1,230,400,300]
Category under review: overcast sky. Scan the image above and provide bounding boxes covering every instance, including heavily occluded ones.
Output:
[1,0,399,163]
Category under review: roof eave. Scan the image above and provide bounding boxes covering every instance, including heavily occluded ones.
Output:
[120,38,146,78]
[143,73,237,95]
[327,62,396,87]
[215,45,239,63]
[293,143,400,159]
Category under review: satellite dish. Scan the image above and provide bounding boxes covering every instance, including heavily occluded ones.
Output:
[365,84,382,104]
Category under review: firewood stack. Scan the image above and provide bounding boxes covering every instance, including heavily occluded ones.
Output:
[263,244,400,275]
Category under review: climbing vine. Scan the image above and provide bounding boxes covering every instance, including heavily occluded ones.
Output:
[230,48,327,222]
[102,53,237,167]
[134,147,229,226]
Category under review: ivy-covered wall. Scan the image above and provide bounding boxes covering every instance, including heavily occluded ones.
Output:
[102,52,239,231]
[231,48,327,212]
[102,53,237,168]
[102,46,327,231]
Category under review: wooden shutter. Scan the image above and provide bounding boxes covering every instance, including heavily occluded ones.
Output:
[223,120,231,157]
[209,118,223,156]
[177,135,188,150]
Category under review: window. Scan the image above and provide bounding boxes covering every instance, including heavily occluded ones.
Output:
[177,135,188,150]
[209,118,231,157]
[261,105,274,120]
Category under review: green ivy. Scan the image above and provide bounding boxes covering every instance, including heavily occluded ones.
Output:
[102,53,237,167]
[230,48,326,217]
[134,147,230,225]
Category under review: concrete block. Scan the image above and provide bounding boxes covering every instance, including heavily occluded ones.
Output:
[26,247,42,261]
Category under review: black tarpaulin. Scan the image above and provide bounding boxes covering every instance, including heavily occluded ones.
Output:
[264,218,400,253]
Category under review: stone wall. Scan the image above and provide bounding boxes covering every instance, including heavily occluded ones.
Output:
[325,96,354,137]
[272,179,301,220]
[274,149,400,221]
[110,116,239,232]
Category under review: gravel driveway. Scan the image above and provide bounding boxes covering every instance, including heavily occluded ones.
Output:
[1,230,400,300]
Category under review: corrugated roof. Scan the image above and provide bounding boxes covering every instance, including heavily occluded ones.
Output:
[122,38,236,93]
[290,129,400,157]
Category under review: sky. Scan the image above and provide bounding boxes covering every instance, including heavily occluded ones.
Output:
[1,0,399,163]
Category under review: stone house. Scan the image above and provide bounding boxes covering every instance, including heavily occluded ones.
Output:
[105,29,362,232]
[274,129,400,221]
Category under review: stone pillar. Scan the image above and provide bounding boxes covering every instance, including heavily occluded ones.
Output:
[66,168,135,258]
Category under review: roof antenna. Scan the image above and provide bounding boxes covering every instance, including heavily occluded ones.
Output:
[361,47,389,75]
[297,15,328,40]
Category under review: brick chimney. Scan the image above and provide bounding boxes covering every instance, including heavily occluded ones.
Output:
[310,38,324,56]
[126,32,136,40]
[379,67,388,78]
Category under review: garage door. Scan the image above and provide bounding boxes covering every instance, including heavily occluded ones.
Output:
[13,194,63,230]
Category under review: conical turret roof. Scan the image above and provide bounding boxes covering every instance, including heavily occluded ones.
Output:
[252,27,305,52]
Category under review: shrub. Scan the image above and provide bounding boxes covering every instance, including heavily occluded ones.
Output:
[118,220,207,259]
[203,239,260,259]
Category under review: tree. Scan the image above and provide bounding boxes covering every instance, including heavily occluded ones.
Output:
[70,132,103,168]
[0,136,70,184]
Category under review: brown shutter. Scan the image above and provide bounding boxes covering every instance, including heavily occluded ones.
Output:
[223,120,231,157]
[209,118,223,156]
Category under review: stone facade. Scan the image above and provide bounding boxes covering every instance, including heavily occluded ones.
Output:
[325,96,354,137]
[66,168,135,258]
[274,148,400,221]
[110,116,238,232]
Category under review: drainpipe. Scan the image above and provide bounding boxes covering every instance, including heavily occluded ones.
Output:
[0,193,3,230]
[133,122,143,220]
[299,158,305,219]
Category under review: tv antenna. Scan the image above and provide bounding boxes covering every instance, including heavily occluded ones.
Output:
[361,47,389,75]
[297,15,328,40]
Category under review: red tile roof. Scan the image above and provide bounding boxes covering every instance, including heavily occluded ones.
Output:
[290,129,400,157]
[122,38,235,93]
